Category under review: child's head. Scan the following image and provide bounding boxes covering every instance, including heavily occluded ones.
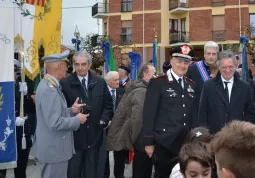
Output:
[212,121,255,178]
[179,141,214,178]
[185,127,213,144]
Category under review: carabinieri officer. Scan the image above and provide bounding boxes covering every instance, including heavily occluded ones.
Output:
[142,44,198,178]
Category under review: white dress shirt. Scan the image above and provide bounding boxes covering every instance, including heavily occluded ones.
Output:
[221,76,234,102]
[77,74,88,88]
[171,69,184,88]
[107,85,116,98]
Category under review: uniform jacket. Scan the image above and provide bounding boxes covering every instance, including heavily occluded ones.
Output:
[60,71,113,150]
[31,75,80,164]
[119,77,130,88]
[186,60,211,112]
[143,70,197,155]
[107,80,147,151]
[198,72,255,134]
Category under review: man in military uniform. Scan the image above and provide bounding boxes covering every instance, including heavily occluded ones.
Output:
[118,63,130,88]
[186,41,219,111]
[143,45,197,178]
[31,50,88,178]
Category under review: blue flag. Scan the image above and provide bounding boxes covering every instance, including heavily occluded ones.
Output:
[0,1,17,169]
[152,40,158,73]
[128,52,141,80]
[240,36,249,82]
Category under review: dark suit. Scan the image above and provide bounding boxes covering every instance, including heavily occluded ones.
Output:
[60,71,113,178]
[198,72,255,134]
[186,60,211,114]
[143,71,197,178]
[103,88,125,178]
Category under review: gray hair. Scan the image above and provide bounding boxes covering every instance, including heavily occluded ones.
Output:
[217,50,236,66]
[138,63,153,80]
[204,41,219,54]
[73,50,92,64]
[105,71,119,81]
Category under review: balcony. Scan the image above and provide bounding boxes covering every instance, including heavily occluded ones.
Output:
[249,0,255,4]
[169,0,189,14]
[169,31,189,45]
[121,1,132,12]
[212,30,225,41]
[120,34,132,45]
[211,0,225,6]
[92,2,108,19]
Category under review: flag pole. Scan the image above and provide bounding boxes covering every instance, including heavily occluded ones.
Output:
[19,50,26,149]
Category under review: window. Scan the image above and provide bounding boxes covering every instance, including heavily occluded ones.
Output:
[121,21,132,44]
[104,22,107,35]
[212,15,225,41]
[169,19,178,33]
[181,18,186,33]
[250,14,255,36]
[121,0,132,12]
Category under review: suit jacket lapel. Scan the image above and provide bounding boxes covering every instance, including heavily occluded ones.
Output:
[216,82,228,106]
[116,88,123,107]
[230,80,240,106]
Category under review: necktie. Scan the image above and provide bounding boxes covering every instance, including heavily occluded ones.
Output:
[224,81,229,103]
[82,78,88,96]
[111,89,116,111]
[178,78,183,89]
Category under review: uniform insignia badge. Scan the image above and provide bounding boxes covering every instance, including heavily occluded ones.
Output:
[166,88,175,92]
[188,93,194,98]
[170,92,177,97]
[187,85,194,92]
[167,70,173,82]
[181,45,191,55]
[49,83,54,88]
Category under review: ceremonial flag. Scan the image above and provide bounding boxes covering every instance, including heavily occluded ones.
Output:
[240,36,249,82]
[14,0,62,81]
[152,39,158,73]
[0,1,16,169]
[102,42,116,73]
[14,1,43,80]
[128,52,142,80]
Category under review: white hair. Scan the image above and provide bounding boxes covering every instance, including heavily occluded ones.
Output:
[104,71,119,81]
[204,41,219,54]
[73,50,92,64]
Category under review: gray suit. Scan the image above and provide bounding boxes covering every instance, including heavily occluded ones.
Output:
[31,75,80,178]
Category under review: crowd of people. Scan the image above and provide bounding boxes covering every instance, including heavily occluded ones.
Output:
[1,40,255,178]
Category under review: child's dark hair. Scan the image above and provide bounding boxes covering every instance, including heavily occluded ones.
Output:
[185,127,213,144]
[179,141,215,174]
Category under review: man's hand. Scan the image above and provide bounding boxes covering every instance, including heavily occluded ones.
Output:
[72,97,86,114]
[77,113,89,124]
[100,120,111,129]
[31,94,36,103]
[19,82,28,95]
[145,145,155,158]
[15,116,28,126]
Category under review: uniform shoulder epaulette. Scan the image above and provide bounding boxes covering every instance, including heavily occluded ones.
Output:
[154,74,166,79]
[184,76,195,84]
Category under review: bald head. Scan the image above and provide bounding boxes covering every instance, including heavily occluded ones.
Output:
[105,71,120,89]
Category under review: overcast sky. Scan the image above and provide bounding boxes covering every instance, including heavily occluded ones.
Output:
[62,0,102,45]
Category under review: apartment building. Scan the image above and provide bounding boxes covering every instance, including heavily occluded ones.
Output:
[92,0,255,71]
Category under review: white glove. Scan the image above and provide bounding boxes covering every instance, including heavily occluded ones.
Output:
[19,82,28,95]
[15,116,27,126]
